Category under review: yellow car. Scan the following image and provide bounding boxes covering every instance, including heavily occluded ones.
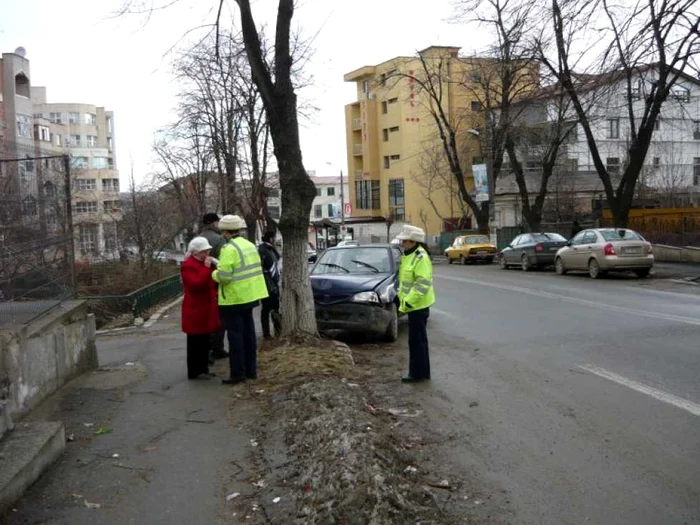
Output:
[445,235,497,265]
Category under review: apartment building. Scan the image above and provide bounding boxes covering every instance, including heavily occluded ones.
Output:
[0,48,120,260]
[344,46,512,239]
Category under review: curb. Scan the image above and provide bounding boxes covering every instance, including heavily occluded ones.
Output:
[96,295,183,336]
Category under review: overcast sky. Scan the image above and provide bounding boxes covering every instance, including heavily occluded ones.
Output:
[0,0,488,184]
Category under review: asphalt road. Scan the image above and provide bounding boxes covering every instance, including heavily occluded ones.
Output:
[422,263,700,524]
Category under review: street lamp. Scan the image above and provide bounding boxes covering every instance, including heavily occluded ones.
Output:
[324,161,346,230]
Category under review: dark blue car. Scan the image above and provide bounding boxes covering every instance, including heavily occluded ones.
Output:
[310,244,402,341]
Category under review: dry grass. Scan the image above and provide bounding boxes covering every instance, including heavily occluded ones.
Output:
[257,338,357,389]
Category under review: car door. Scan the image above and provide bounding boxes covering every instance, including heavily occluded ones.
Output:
[563,231,587,269]
[516,234,532,261]
[504,235,521,264]
[579,231,600,266]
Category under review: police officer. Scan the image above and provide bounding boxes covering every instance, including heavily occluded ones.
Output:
[212,215,269,385]
[396,225,435,383]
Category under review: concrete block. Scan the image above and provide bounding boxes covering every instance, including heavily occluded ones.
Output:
[0,421,65,515]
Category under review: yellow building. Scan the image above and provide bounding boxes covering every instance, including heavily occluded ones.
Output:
[344,46,502,240]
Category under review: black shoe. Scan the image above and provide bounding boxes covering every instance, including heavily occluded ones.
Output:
[189,373,212,380]
[246,375,257,380]
[221,377,245,385]
[401,376,427,383]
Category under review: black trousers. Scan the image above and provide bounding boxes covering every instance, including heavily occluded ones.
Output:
[210,330,226,355]
[260,295,280,337]
[407,308,431,379]
[187,334,211,379]
[219,305,257,380]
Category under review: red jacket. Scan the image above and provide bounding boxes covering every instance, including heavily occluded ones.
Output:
[181,256,220,334]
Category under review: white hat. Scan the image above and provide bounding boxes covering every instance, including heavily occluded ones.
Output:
[187,236,213,254]
[218,214,246,231]
[396,225,425,243]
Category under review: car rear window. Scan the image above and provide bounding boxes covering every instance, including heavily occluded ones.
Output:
[465,236,490,244]
[600,229,643,241]
[312,247,392,275]
[531,233,567,242]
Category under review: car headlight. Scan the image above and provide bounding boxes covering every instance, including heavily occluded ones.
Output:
[351,291,380,304]
[378,282,395,303]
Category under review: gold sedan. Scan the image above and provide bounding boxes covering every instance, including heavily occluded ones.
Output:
[445,235,497,265]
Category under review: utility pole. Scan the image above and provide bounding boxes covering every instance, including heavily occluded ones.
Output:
[339,169,346,230]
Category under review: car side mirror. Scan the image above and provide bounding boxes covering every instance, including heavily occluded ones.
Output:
[566,240,572,246]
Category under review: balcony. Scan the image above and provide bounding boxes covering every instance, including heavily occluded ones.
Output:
[352,118,362,130]
[353,144,363,156]
[355,170,364,179]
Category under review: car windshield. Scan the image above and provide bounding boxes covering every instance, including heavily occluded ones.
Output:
[465,236,490,244]
[600,229,643,241]
[531,233,567,242]
[312,247,392,275]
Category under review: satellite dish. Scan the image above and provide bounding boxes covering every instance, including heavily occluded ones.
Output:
[14,47,27,57]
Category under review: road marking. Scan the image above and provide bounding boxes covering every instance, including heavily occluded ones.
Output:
[578,364,700,417]
[435,274,700,327]
[430,307,459,320]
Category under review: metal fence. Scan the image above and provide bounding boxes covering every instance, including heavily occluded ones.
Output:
[600,209,700,247]
[0,144,75,327]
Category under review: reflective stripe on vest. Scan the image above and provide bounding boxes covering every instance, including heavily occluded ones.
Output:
[217,240,264,284]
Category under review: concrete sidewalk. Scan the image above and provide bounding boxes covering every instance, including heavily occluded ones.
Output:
[651,261,700,281]
[1,309,255,525]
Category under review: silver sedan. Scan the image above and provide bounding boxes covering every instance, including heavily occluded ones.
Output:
[554,228,654,279]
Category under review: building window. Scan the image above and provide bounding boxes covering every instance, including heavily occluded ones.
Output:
[327,204,334,217]
[22,195,37,217]
[362,80,370,94]
[106,116,113,133]
[107,137,114,151]
[355,180,380,210]
[388,97,398,104]
[86,135,98,148]
[653,157,661,168]
[315,187,321,197]
[54,134,62,147]
[389,126,399,133]
[14,73,30,97]
[268,205,280,219]
[68,112,81,124]
[607,118,620,139]
[314,204,322,218]
[388,179,405,206]
[606,157,621,174]
[76,178,96,191]
[104,200,121,212]
[102,178,120,191]
[694,158,700,186]
[383,129,389,142]
[85,113,97,125]
[16,114,31,138]
[104,222,118,252]
[382,101,388,114]
[71,157,89,169]
[471,71,481,83]
[471,100,483,112]
[327,187,335,196]
[49,112,62,124]
[384,156,390,169]
[671,87,690,102]
[74,202,98,214]
[108,157,115,169]
[92,157,109,169]
[70,135,82,147]
[19,156,35,181]
[654,119,660,131]
[79,224,98,254]
[472,156,484,165]
[390,154,400,162]
[693,121,700,140]
[37,126,51,142]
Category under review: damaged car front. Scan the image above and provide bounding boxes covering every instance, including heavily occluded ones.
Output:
[310,245,401,342]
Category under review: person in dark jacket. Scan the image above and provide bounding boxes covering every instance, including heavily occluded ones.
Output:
[570,220,582,239]
[181,237,220,379]
[258,231,281,338]
[200,213,228,361]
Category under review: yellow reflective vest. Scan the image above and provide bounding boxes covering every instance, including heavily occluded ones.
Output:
[212,236,269,306]
[398,246,435,313]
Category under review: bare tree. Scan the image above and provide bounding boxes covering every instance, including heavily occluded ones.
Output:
[537,0,700,226]
[232,0,317,336]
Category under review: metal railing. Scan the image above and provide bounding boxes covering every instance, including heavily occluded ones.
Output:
[81,274,182,326]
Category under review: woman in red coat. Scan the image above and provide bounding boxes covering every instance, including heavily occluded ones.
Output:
[181,237,220,379]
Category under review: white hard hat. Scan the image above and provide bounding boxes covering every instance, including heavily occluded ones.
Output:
[218,214,246,231]
[396,225,425,243]
[187,236,213,254]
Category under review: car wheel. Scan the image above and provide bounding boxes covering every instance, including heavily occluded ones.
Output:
[555,257,566,275]
[521,254,530,272]
[447,256,453,264]
[384,303,399,342]
[588,258,603,279]
[460,255,467,266]
[499,256,508,270]
[635,268,651,278]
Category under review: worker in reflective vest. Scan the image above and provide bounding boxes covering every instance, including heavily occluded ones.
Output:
[212,215,269,385]
[397,225,435,383]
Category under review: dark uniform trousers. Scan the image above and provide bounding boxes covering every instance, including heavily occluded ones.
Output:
[407,308,431,380]
[219,303,258,380]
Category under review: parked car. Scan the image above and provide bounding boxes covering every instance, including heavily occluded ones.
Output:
[307,245,318,263]
[554,228,654,279]
[445,234,497,264]
[310,244,401,341]
[500,232,569,271]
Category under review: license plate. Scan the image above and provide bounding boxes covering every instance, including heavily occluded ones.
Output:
[477,251,488,254]
[623,247,641,254]
[550,247,558,251]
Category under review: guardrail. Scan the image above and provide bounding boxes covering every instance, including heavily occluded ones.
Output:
[80,274,182,325]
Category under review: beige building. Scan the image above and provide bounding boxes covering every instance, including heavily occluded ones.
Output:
[344,46,524,240]
[0,48,120,260]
